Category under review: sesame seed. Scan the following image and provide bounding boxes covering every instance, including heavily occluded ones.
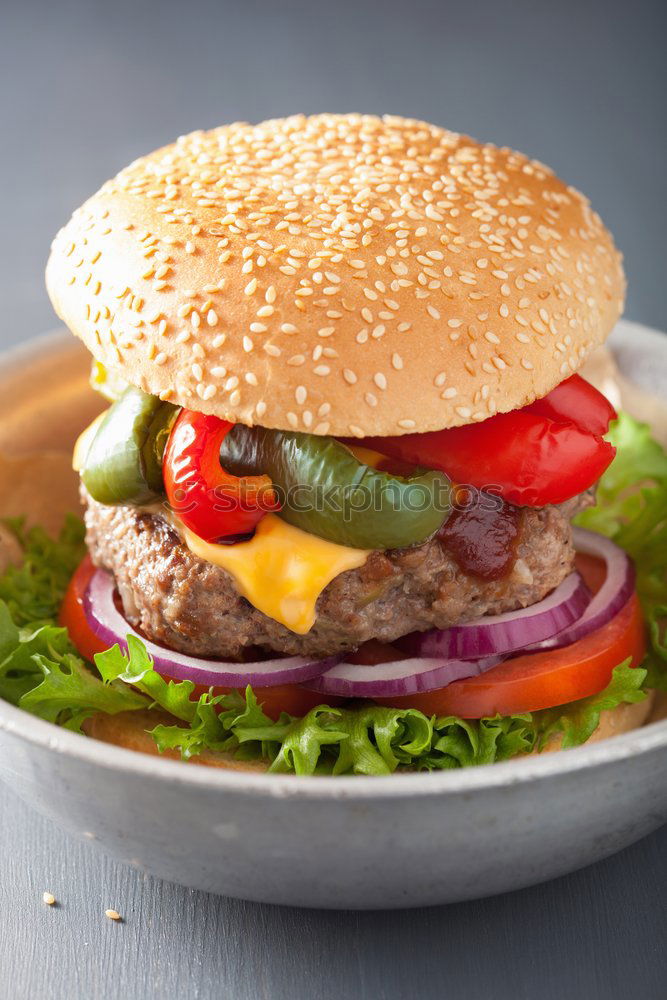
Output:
[43,892,56,906]
[105,909,122,922]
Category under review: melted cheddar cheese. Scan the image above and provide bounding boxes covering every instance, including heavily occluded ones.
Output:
[180,514,370,634]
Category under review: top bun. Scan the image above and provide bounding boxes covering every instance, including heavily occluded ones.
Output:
[46,114,625,437]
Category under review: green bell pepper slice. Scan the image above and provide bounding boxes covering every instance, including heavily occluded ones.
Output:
[81,387,178,504]
[221,425,451,550]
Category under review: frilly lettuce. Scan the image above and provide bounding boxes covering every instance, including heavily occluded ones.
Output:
[0,413,665,774]
[576,412,667,691]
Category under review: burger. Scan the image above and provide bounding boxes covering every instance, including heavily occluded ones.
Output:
[9,114,663,773]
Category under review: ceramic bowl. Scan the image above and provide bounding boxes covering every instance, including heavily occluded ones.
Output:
[0,322,665,909]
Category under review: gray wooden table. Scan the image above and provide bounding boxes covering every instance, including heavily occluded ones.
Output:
[1,1,665,997]
[1,784,665,1000]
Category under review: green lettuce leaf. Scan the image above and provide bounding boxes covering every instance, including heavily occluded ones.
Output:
[150,694,234,759]
[577,412,667,691]
[424,713,536,769]
[536,660,647,750]
[0,517,84,625]
[94,637,198,722]
[19,650,146,732]
[0,412,665,771]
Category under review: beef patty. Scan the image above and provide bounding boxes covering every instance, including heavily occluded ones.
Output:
[83,489,592,659]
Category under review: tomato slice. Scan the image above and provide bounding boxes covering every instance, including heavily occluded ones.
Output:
[60,558,329,721]
[574,550,608,594]
[375,592,646,718]
[59,556,110,663]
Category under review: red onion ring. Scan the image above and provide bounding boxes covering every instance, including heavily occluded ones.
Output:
[526,528,636,652]
[305,655,504,698]
[398,571,591,660]
[84,569,340,688]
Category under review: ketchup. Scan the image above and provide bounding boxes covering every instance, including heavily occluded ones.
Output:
[438,493,522,580]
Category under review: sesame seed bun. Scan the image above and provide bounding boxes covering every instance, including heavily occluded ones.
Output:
[46,114,625,437]
[82,694,655,770]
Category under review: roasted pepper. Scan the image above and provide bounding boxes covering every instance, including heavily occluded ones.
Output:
[221,425,451,550]
[81,387,178,504]
[163,410,280,542]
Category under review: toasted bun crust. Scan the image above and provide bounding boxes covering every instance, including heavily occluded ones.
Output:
[529,691,655,755]
[83,695,654,771]
[82,710,268,772]
[47,114,625,436]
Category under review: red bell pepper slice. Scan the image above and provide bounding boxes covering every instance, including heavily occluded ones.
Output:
[163,410,279,542]
[522,374,616,436]
[360,376,616,507]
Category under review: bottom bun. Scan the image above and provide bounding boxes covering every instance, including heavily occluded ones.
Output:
[527,691,656,755]
[82,710,269,772]
[82,692,657,772]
